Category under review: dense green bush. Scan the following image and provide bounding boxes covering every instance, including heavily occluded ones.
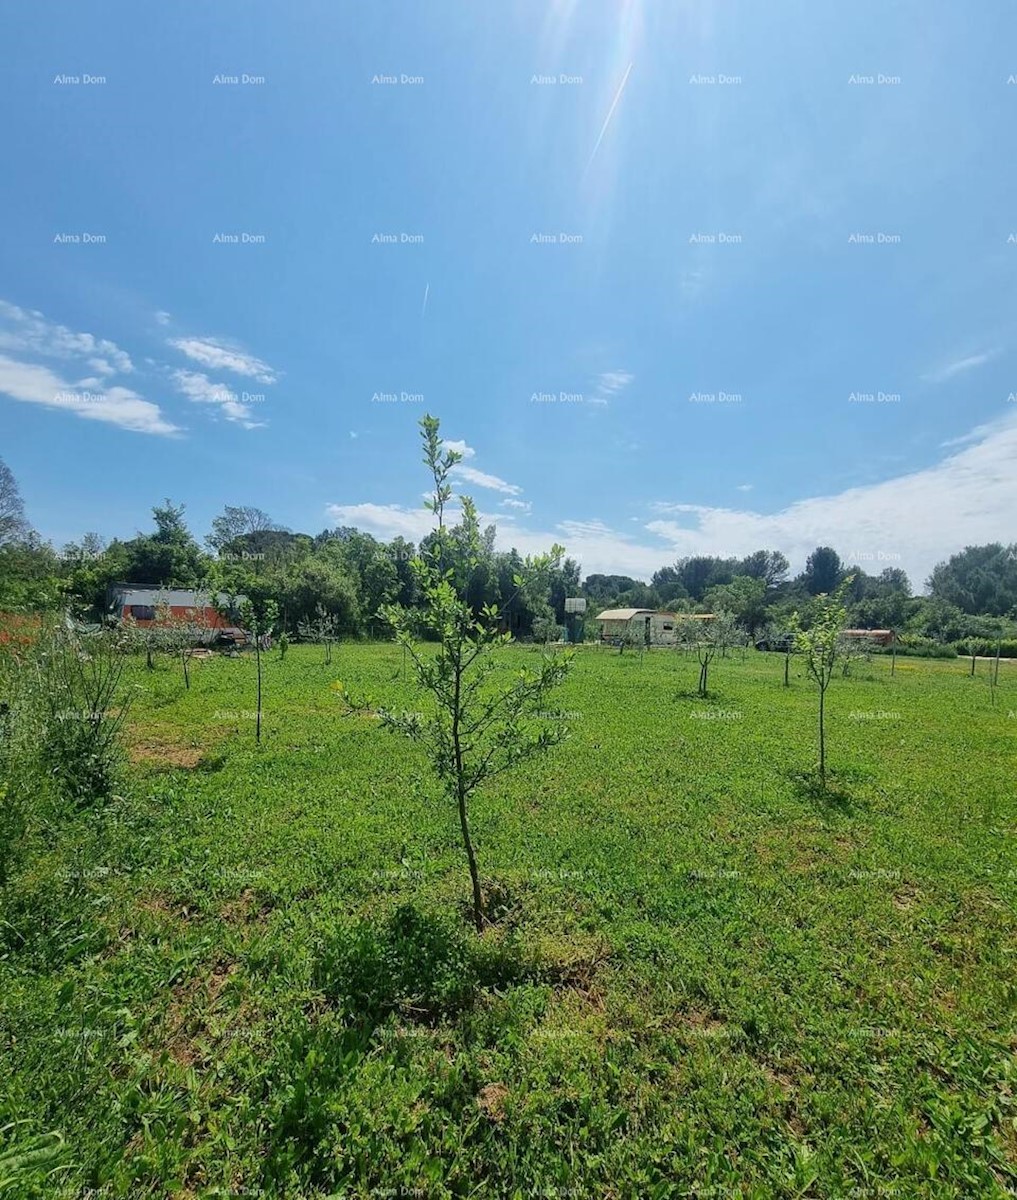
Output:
[314,902,536,1028]
[952,639,1017,659]
[0,638,45,883]
[0,623,131,882]
[38,627,131,807]
[876,637,957,658]
[315,904,475,1024]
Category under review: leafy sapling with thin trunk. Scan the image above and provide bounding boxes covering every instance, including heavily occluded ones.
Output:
[780,625,797,687]
[155,598,209,691]
[298,603,340,665]
[340,414,572,933]
[963,636,979,677]
[678,617,719,697]
[711,610,739,662]
[239,598,278,745]
[790,577,853,787]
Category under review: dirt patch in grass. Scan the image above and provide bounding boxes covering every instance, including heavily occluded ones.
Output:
[476,1081,509,1122]
[220,888,274,926]
[761,1064,796,1095]
[893,884,921,912]
[162,958,240,1069]
[128,736,206,770]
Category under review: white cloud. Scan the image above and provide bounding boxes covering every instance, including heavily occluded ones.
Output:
[598,370,634,393]
[154,311,172,326]
[0,300,133,375]
[590,369,634,405]
[0,354,179,436]
[325,410,1017,588]
[452,464,523,496]
[923,350,998,384]
[325,502,436,541]
[501,498,532,513]
[168,336,277,384]
[645,409,1017,586]
[736,483,753,492]
[437,437,523,496]
[171,369,266,429]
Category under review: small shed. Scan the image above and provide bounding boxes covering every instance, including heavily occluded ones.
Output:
[842,628,894,648]
[107,585,246,644]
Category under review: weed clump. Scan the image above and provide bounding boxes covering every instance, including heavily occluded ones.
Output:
[314,902,536,1025]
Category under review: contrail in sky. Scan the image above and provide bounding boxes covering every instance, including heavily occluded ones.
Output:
[421,282,429,317]
[584,62,633,177]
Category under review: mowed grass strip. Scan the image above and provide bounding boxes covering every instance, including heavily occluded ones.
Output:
[1,644,1015,1198]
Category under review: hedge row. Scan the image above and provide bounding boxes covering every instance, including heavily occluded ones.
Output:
[953,639,1017,659]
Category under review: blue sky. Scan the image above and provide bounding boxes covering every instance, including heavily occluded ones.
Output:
[2,0,1016,588]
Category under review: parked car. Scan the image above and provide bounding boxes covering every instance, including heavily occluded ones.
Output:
[755,632,795,652]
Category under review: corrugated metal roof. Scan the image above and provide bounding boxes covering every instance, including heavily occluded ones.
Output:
[596,609,716,622]
[595,608,656,621]
[110,586,243,609]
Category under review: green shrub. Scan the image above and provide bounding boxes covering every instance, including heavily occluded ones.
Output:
[314,903,476,1024]
[883,637,957,658]
[952,639,1017,659]
[0,780,25,887]
[37,625,131,808]
[314,902,536,1027]
[0,642,46,882]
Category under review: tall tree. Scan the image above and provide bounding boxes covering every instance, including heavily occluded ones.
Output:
[802,546,843,596]
[674,556,739,602]
[117,502,207,587]
[207,505,284,557]
[703,576,768,633]
[927,543,1017,616]
[0,458,29,547]
[740,549,790,588]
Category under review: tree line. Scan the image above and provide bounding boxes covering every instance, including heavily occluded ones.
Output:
[0,456,1014,648]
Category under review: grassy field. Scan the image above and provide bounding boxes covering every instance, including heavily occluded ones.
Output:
[2,643,1016,1198]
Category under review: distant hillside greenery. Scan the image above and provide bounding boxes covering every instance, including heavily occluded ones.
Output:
[0,462,1015,648]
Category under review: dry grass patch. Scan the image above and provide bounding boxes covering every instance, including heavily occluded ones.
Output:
[476,1081,509,1122]
[128,735,206,769]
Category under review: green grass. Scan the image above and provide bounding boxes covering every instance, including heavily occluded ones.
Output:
[2,644,1016,1197]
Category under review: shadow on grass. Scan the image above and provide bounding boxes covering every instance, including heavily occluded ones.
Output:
[787,768,868,815]
[674,689,726,703]
[453,877,525,931]
[313,901,540,1030]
